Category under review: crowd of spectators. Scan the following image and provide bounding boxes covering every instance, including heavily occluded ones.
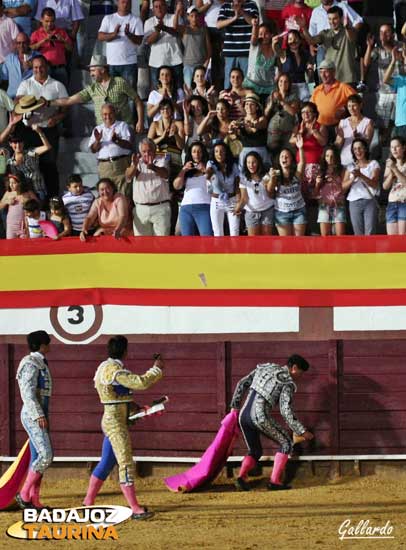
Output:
[0,0,406,239]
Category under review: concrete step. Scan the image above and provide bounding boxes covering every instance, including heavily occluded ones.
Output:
[59,137,91,153]
[69,103,96,137]
[57,151,98,174]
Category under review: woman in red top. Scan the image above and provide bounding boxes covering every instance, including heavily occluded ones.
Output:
[290,101,327,233]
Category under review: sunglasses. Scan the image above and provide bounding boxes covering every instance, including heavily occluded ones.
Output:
[254,182,260,194]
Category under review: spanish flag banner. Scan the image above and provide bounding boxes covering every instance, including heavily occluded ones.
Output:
[1,236,406,309]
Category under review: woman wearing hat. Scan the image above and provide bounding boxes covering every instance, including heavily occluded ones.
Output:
[229,93,270,171]
[0,110,51,204]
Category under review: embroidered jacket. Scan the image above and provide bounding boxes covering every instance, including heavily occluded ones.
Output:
[230,363,306,435]
[94,358,163,405]
[16,352,52,421]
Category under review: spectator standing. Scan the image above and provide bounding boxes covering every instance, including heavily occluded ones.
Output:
[16,57,68,198]
[383,137,406,235]
[144,0,184,89]
[383,46,406,139]
[180,6,211,88]
[0,170,37,239]
[3,0,34,37]
[0,32,39,98]
[216,0,258,89]
[195,0,225,89]
[51,55,144,133]
[244,21,277,100]
[281,0,312,32]
[30,7,73,87]
[310,60,355,137]
[98,0,143,89]
[62,174,95,236]
[0,0,19,64]
[125,138,171,236]
[89,103,133,196]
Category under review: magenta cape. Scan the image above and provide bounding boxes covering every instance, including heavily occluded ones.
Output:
[164,410,240,492]
[0,440,30,509]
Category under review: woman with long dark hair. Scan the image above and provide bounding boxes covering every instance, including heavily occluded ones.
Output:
[383,136,406,235]
[147,65,185,121]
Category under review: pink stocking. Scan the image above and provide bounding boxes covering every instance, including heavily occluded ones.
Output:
[270,452,289,485]
[238,455,257,480]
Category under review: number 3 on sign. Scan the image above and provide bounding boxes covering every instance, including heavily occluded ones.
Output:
[49,305,103,343]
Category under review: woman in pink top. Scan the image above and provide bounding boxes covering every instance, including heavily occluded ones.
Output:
[80,178,131,240]
[0,170,37,239]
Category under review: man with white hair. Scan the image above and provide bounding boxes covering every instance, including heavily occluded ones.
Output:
[125,137,171,236]
[89,103,133,195]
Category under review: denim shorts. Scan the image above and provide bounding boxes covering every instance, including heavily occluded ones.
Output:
[245,205,274,227]
[386,201,406,223]
[317,204,347,224]
[275,206,307,226]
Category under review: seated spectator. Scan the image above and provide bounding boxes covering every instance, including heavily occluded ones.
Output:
[183,95,211,148]
[275,29,314,101]
[235,151,275,236]
[300,6,358,85]
[342,138,380,235]
[314,145,346,236]
[97,0,143,89]
[22,198,46,238]
[173,142,213,236]
[265,72,299,156]
[48,196,71,238]
[180,6,211,88]
[16,57,68,198]
[0,32,39,99]
[144,0,184,89]
[243,21,277,101]
[310,60,355,138]
[51,55,144,133]
[3,0,35,37]
[147,65,185,121]
[335,94,374,168]
[148,98,185,179]
[186,65,216,107]
[0,115,51,203]
[197,99,233,143]
[30,7,73,88]
[383,47,406,140]
[363,25,399,145]
[272,134,307,236]
[0,0,19,64]
[89,103,133,196]
[383,137,406,235]
[80,178,131,240]
[229,92,269,170]
[125,137,171,236]
[216,0,259,88]
[206,140,240,236]
[219,67,249,121]
[62,174,95,236]
[0,169,37,238]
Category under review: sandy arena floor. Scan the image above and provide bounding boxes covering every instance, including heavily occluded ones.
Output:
[1,472,406,550]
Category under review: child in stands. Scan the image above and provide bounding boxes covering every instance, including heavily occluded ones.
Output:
[62,174,95,236]
[23,199,46,239]
[49,197,71,239]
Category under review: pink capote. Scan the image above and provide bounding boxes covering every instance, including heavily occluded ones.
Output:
[164,410,240,492]
[0,440,30,509]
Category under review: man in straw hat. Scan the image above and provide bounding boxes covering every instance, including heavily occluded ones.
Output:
[50,54,144,133]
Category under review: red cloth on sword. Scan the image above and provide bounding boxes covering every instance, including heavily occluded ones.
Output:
[164,410,240,492]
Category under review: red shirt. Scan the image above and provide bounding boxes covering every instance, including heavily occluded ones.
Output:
[30,27,72,66]
[281,3,313,31]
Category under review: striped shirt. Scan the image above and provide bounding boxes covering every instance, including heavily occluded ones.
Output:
[78,76,139,125]
[217,1,258,58]
[62,188,95,232]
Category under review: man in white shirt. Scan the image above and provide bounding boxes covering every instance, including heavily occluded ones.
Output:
[144,0,183,89]
[0,0,19,64]
[89,103,133,195]
[125,137,171,236]
[16,55,68,197]
[98,0,143,88]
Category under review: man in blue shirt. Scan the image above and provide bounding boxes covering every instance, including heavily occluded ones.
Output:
[3,0,35,36]
[0,32,39,98]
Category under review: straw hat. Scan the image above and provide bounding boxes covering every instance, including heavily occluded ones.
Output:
[15,95,46,114]
[243,93,263,112]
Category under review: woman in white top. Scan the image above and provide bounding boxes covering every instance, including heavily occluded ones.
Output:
[147,65,185,121]
[383,137,406,235]
[235,151,275,236]
[174,142,213,236]
[342,138,380,235]
[335,94,374,168]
